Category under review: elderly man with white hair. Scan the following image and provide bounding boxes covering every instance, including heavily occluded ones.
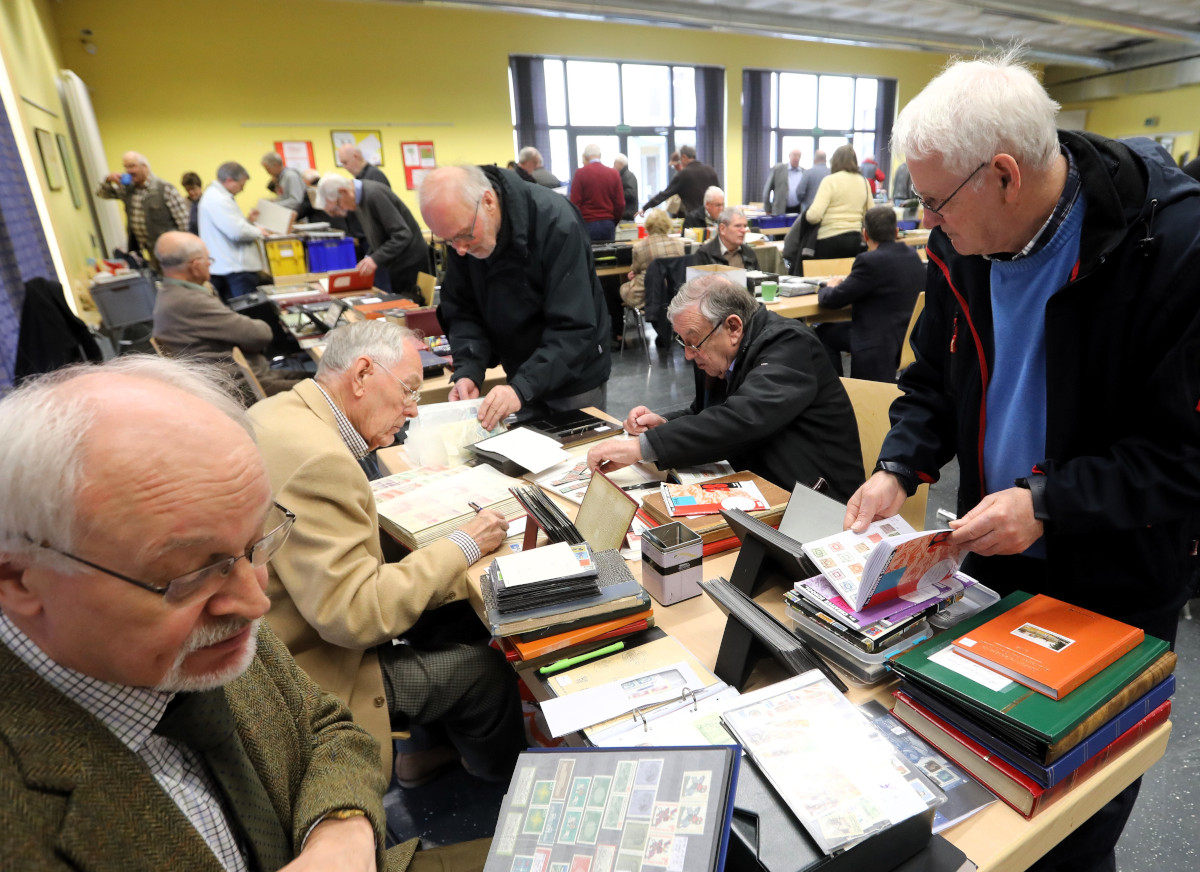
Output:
[260,151,306,210]
[682,185,725,235]
[569,143,625,242]
[316,173,429,302]
[96,150,190,268]
[517,145,561,188]
[613,153,639,221]
[336,143,391,189]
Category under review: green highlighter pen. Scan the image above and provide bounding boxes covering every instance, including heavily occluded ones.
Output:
[538,641,625,676]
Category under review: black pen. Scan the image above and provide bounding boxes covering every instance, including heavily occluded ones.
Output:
[468,501,483,513]
[622,481,663,492]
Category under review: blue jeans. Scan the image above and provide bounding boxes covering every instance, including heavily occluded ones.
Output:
[211,271,262,303]
[587,220,616,242]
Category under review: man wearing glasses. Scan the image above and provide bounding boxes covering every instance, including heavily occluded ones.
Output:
[585,274,864,503]
[0,356,457,869]
[419,164,611,431]
[845,51,1200,872]
[247,321,524,790]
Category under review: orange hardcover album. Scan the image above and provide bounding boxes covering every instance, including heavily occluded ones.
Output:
[951,594,1144,700]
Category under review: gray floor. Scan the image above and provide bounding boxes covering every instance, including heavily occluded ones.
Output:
[382,327,1197,869]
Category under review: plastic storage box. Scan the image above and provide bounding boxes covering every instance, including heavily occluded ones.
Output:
[264,237,306,277]
[306,237,356,273]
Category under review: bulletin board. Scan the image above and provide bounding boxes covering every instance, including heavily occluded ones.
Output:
[402,141,436,190]
[275,141,315,170]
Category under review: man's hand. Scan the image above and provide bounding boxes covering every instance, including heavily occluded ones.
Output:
[461,508,508,555]
[587,437,644,473]
[282,814,376,872]
[627,270,636,281]
[844,472,908,532]
[478,385,521,430]
[823,276,844,288]
[623,405,666,436]
[448,378,479,402]
[355,255,378,277]
[248,208,261,223]
[947,487,1043,556]
[104,172,123,184]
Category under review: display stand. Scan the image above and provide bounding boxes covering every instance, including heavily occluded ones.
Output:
[713,614,771,690]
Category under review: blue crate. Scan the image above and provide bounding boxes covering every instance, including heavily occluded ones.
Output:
[756,214,794,229]
[306,237,356,273]
[897,220,920,231]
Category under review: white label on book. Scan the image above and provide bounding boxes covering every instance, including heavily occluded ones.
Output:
[929,647,1015,692]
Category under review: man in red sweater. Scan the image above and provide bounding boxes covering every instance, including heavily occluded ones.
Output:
[569,144,625,242]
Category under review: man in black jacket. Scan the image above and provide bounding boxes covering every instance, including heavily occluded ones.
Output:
[613,153,639,221]
[816,206,924,381]
[420,165,611,430]
[847,51,1200,872]
[693,208,760,271]
[681,186,724,236]
[642,145,720,216]
[586,275,863,502]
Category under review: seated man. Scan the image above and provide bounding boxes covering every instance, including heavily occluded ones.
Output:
[152,231,307,398]
[692,208,760,271]
[587,275,864,502]
[681,186,724,235]
[815,206,925,382]
[0,355,489,870]
[247,320,525,788]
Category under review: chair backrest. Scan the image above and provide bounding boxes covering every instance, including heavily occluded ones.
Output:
[897,291,925,373]
[802,257,855,278]
[403,306,445,339]
[149,337,170,357]
[231,347,268,402]
[839,376,929,530]
[416,272,436,307]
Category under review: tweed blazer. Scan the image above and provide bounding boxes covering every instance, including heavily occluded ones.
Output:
[0,623,417,871]
[248,379,470,777]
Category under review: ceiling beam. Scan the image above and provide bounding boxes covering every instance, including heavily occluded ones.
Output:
[948,1,1200,45]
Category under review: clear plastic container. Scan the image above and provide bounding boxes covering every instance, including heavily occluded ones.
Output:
[927,581,1000,629]
[788,606,932,687]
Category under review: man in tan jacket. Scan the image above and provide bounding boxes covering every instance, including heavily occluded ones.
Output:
[248,321,524,788]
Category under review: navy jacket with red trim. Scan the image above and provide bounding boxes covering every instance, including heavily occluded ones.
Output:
[879,131,1200,629]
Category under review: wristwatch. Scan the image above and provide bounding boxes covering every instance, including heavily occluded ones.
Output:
[323,808,368,821]
[873,460,918,497]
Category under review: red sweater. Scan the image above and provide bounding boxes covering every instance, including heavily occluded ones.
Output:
[569,160,625,224]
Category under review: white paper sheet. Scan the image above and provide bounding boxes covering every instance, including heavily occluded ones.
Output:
[541,660,704,737]
[474,426,571,473]
[255,198,296,235]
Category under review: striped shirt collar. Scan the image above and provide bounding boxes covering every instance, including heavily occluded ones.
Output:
[0,610,174,754]
[988,146,1080,262]
[314,380,370,460]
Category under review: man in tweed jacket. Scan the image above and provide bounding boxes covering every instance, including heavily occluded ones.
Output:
[0,356,487,871]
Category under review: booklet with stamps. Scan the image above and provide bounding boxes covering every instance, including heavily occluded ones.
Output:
[484,746,739,872]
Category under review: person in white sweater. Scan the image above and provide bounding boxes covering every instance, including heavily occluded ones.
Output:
[805,144,873,259]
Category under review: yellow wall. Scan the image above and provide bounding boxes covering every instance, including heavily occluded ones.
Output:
[1062,85,1200,164]
[44,0,948,227]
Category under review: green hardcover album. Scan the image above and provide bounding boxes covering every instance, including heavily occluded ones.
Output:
[888,592,1170,747]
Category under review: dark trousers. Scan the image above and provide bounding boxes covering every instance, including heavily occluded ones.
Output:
[813,232,863,260]
[376,601,525,782]
[586,220,616,242]
[211,272,262,303]
[816,321,851,377]
[600,274,625,339]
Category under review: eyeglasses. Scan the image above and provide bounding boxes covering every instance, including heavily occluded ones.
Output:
[440,195,484,246]
[25,502,296,605]
[376,361,422,405]
[674,318,725,352]
[915,162,988,217]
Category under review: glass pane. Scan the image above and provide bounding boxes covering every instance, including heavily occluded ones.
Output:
[780,136,815,167]
[817,76,855,130]
[544,60,566,128]
[508,67,517,127]
[819,135,851,161]
[548,129,570,186]
[628,135,668,201]
[770,72,778,129]
[854,133,878,174]
[769,131,778,166]
[623,64,671,127]
[779,73,817,129]
[572,136,622,183]
[674,130,696,154]
[567,61,620,126]
[855,78,878,130]
[673,67,696,127]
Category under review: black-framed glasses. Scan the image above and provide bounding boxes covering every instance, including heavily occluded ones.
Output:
[440,194,484,246]
[25,502,295,605]
[915,161,988,217]
[674,318,725,352]
[375,361,422,405]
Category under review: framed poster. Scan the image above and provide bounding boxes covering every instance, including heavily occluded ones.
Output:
[56,132,83,208]
[275,140,315,170]
[331,130,383,167]
[401,140,436,190]
[34,128,63,190]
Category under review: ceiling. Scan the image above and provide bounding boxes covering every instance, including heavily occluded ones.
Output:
[403,0,1200,72]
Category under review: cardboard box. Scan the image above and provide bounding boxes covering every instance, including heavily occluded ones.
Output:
[685,262,747,290]
[640,522,703,605]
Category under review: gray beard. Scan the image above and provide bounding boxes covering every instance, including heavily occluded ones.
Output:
[154,617,260,693]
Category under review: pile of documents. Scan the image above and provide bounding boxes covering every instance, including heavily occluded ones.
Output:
[370,465,525,550]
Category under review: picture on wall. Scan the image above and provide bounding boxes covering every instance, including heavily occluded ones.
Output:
[56,132,83,208]
[332,130,384,167]
[34,128,63,191]
[275,140,316,170]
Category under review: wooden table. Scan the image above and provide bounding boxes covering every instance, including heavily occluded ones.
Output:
[764,293,851,324]
[420,366,507,404]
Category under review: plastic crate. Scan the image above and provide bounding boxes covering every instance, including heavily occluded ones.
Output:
[306,237,357,273]
[897,219,920,231]
[756,213,793,229]
[264,237,306,277]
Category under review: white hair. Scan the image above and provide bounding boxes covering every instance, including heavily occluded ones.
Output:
[703,186,724,205]
[316,320,418,379]
[518,146,542,166]
[582,143,602,161]
[418,165,490,214]
[613,153,628,170]
[316,172,354,206]
[123,151,149,169]
[892,46,1060,178]
[0,356,248,565]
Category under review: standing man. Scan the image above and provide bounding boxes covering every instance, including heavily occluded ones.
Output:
[260,151,306,210]
[337,143,391,188]
[815,206,924,381]
[763,148,804,215]
[794,149,830,217]
[197,161,268,302]
[517,146,562,188]
[694,208,760,271]
[642,145,720,217]
[419,165,611,430]
[96,151,189,269]
[570,144,625,242]
[316,174,430,302]
[846,51,1200,872]
[613,153,639,221]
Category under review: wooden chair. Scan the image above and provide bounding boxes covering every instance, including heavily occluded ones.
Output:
[840,376,929,530]
[897,292,925,373]
[416,272,436,307]
[149,337,170,357]
[231,347,268,402]
[802,257,856,278]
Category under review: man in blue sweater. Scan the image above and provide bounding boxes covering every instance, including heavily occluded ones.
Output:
[845,50,1200,872]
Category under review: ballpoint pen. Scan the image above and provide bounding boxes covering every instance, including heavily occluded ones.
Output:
[539,641,625,675]
[468,501,483,513]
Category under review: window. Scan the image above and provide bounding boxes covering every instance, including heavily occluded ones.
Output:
[511,56,724,204]
[743,70,896,207]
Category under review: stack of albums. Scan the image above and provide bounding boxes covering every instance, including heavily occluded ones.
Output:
[484,747,739,872]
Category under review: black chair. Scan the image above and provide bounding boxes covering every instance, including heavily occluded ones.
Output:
[642,254,694,348]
